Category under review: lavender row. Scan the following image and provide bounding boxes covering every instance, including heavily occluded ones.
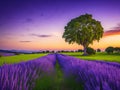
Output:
[56,54,120,90]
[0,54,56,90]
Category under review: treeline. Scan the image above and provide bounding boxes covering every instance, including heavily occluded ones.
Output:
[57,46,120,55]
[105,47,120,54]
[0,46,120,57]
[31,50,55,54]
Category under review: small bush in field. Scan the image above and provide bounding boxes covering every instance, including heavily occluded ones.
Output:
[86,47,96,55]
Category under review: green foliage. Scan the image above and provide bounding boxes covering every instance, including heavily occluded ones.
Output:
[86,47,96,55]
[61,52,120,63]
[105,47,114,54]
[63,75,83,90]
[46,50,50,53]
[33,76,56,90]
[0,53,47,66]
[62,13,103,55]
[33,60,83,90]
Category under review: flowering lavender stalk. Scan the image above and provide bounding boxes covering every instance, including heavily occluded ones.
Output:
[0,54,56,90]
[56,54,120,90]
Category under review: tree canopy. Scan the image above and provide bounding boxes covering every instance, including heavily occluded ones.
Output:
[62,14,104,55]
[105,46,114,54]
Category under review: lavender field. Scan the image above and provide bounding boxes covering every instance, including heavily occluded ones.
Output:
[0,54,120,90]
[0,54,56,90]
[57,54,120,90]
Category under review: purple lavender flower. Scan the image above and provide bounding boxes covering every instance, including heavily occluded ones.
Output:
[0,54,56,90]
[56,54,120,90]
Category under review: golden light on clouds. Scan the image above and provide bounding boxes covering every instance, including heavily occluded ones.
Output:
[103,30,120,37]
[0,30,120,50]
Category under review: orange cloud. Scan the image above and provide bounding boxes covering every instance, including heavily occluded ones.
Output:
[103,30,120,37]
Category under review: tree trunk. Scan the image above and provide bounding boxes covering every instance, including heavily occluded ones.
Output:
[83,45,88,56]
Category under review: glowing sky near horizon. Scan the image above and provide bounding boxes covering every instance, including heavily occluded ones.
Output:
[0,0,120,50]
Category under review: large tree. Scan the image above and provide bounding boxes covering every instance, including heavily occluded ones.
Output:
[62,14,104,55]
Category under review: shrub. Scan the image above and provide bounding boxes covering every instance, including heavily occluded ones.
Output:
[97,49,101,52]
[105,47,114,54]
[86,47,96,55]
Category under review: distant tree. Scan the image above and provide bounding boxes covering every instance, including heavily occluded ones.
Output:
[0,54,2,57]
[51,51,54,53]
[42,51,45,53]
[14,52,20,55]
[32,52,36,54]
[58,50,61,53]
[61,50,65,53]
[75,50,78,52]
[86,47,96,55]
[70,50,74,52]
[35,51,42,53]
[46,50,50,53]
[114,47,120,53]
[105,47,114,54]
[62,14,103,55]
[97,49,101,52]
[78,49,83,52]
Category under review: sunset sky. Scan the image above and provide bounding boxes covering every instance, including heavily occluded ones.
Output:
[0,0,120,51]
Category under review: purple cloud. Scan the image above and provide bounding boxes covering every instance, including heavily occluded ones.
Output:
[104,30,120,37]
[30,34,53,38]
[112,23,120,30]
[104,23,120,37]
[20,41,31,43]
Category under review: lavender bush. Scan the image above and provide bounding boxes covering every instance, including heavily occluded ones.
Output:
[56,54,120,90]
[0,54,56,90]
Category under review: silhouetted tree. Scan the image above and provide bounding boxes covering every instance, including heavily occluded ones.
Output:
[97,49,101,52]
[42,51,45,53]
[51,51,55,53]
[14,52,20,55]
[86,47,96,55]
[46,50,50,53]
[105,47,114,54]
